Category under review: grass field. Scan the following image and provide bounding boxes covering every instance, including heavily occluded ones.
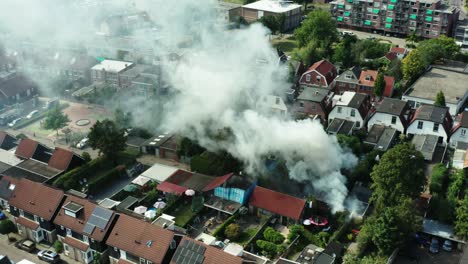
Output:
[22,121,53,137]
[171,202,198,227]
[271,36,298,55]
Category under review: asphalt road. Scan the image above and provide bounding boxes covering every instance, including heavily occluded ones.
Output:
[0,235,40,263]
[337,28,408,48]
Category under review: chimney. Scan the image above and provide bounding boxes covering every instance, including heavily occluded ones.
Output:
[315,91,319,96]
[135,240,141,244]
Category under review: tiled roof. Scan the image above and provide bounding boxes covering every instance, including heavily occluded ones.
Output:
[16,216,40,230]
[0,175,18,200]
[390,46,407,55]
[54,195,115,242]
[47,148,75,171]
[0,75,36,98]
[0,132,15,149]
[15,139,39,159]
[375,97,408,116]
[64,236,89,252]
[170,237,243,264]
[305,59,336,85]
[384,52,398,61]
[107,214,174,264]
[9,179,64,220]
[202,173,234,192]
[359,70,378,87]
[156,181,187,195]
[248,186,305,220]
[383,76,395,97]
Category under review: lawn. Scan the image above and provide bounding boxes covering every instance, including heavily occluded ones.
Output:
[171,202,199,227]
[21,121,52,137]
[232,227,258,246]
[271,36,298,55]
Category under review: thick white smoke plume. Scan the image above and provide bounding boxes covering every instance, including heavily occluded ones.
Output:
[0,0,358,211]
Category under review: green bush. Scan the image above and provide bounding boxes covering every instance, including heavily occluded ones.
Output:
[81,152,91,163]
[263,227,285,244]
[212,212,239,238]
[288,225,304,241]
[447,170,465,204]
[53,241,63,253]
[225,223,241,240]
[430,163,447,194]
[256,240,283,258]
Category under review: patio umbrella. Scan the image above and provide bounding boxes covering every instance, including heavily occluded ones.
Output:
[185,189,195,196]
[303,219,311,226]
[134,206,147,214]
[145,210,157,219]
[154,201,167,209]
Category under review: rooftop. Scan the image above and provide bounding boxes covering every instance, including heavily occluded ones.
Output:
[297,88,329,102]
[91,60,133,73]
[364,125,397,151]
[171,237,243,264]
[243,0,302,13]
[326,118,354,135]
[16,159,62,179]
[47,147,81,171]
[412,134,438,161]
[140,163,179,182]
[375,97,408,116]
[412,105,449,124]
[404,67,468,104]
[249,186,305,220]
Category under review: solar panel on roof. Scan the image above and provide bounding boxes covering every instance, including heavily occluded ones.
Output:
[83,223,95,235]
[174,240,206,264]
[87,206,113,230]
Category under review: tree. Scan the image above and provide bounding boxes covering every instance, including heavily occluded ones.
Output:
[43,105,70,136]
[429,163,447,194]
[405,32,419,46]
[332,34,358,67]
[373,71,386,97]
[256,240,283,258]
[402,49,426,81]
[371,207,403,255]
[291,40,327,66]
[337,135,362,155]
[53,240,63,253]
[370,143,425,211]
[294,10,338,53]
[447,170,465,204]
[114,107,132,129]
[455,195,468,239]
[225,223,240,240]
[434,91,446,107]
[418,36,460,64]
[0,219,16,239]
[88,119,127,161]
[81,152,91,163]
[263,227,285,244]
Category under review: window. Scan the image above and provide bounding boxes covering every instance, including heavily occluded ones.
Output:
[147,261,152,264]
[462,129,467,136]
[114,247,118,251]
[299,102,304,108]
[337,107,342,114]
[66,228,72,237]
[356,121,361,128]
[61,225,64,230]
[345,74,352,79]
[306,74,311,82]
[433,123,439,132]
[316,76,321,82]
[83,235,89,244]
[19,209,24,216]
[417,121,423,129]
[350,84,356,89]
[391,116,397,124]
[350,109,356,117]
[140,258,146,264]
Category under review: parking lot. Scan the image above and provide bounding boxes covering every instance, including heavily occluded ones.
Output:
[396,242,462,264]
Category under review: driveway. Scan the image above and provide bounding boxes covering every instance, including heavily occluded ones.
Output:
[337,28,408,48]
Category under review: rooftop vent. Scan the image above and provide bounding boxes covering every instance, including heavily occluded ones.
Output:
[146,240,153,247]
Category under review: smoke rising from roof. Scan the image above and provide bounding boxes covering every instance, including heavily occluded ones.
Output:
[0,0,357,211]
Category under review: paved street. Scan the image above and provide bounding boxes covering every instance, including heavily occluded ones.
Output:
[337,28,408,48]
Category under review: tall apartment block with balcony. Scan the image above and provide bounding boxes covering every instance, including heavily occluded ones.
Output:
[330,0,459,38]
[454,18,468,50]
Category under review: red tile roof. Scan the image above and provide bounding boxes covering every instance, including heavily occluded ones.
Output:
[202,173,234,192]
[9,179,64,220]
[383,76,395,97]
[16,216,39,230]
[304,59,337,85]
[359,70,378,87]
[48,147,75,171]
[64,236,89,252]
[390,46,407,55]
[156,181,187,195]
[384,52,398,62]
[249,186,306,220]
[15,138,39,159]
[54,195,115,242]
[117,259,133,264]
[452,111,468,134]
[171,237,243,264]
[107,214,174,264]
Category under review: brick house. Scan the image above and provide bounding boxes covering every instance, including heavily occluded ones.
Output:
[54,195,117,264]
[294,87,332,122]
[333,66,362,95]
[9,179,64,243]
[299,60,337,89]
[358,70,395,97]
[450,111,468,147]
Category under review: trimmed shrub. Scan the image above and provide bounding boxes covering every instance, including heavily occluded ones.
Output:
[212,212,239,238]
[263,227,285,244]
[81,152,91,163]
[430,163,447,194]
[87,167,121,194]
[225,223,241,240]
[256,240,283,258]
[54,241,63,253]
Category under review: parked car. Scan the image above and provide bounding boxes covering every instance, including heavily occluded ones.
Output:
[342,31,354,35]
[15,239,36,253]
[37,250,60,263]
[442,240,453,252]
[42,99,59,110]
[26,110,39,119]
[0,210,5,220]
[366,36,376,40]
[429,238,439,254]
[76,137,89,149]
[8,118,22,127]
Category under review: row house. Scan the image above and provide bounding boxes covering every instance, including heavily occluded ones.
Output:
[334,68,395,97]
[8,179,64,243]
[91,60,134,88]
[328,92,372,130]
[330,0,460,39]
[367,97,412,133]
[54,195,117,264]
[407,104,453,145]
[294,87,332,122]
[450,111,468,147]
[299,60,337,90]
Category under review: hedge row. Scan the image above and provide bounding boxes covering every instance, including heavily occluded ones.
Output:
[87,167,121,195]
[52,156,111,190]
[212,212,239,238]
[13,103,69,130]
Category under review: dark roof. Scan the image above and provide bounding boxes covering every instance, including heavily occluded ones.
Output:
[202,173,234,192]
[412,105,449,124]
[327,118,354,135]
[9,178,64,220]
[54,195,116,241]
[1,166,50,183]
[364,125,397,151]
[0,132,16,150]
[335,66,361,83]
[170,237,243,264]
[0,175,18,200]
[16,159,62,179]
[412,134,438,161]
[106,214,174,264]
[375,97,408,115]
[15,138,39,159]
[297,87,329,102]
[0,75,36,98]
[48,147,80,171]
[249,186,305,220]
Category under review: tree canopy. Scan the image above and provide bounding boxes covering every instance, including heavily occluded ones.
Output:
[43,105,70,136]
[0,219,16,238]
[88,119,127,161]
[373,71,386,97]
[332,34,358,68]
[114,107,133,129]
[455,195,468,239]
[370,143,425,210]
[434,91,446,107]
[402,49,426,81]
[259,14,285,35]
[294,10,338,52]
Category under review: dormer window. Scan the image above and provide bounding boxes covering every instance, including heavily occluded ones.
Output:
[365,75,371,81]
[306,74,311,82]
[345,74,352,79]
[63,202,83,218]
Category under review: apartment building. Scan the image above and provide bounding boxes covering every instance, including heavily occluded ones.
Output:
[240,0,302,31]
[330,0,459,38]
[454,18,468,50]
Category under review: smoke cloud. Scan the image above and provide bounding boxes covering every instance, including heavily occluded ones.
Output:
[0,0,358,211]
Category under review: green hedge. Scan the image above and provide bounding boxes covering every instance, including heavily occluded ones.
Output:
[430,163,447,194]
[13,103,69,130]
[212,212,239,238]
[87,167,121,194]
